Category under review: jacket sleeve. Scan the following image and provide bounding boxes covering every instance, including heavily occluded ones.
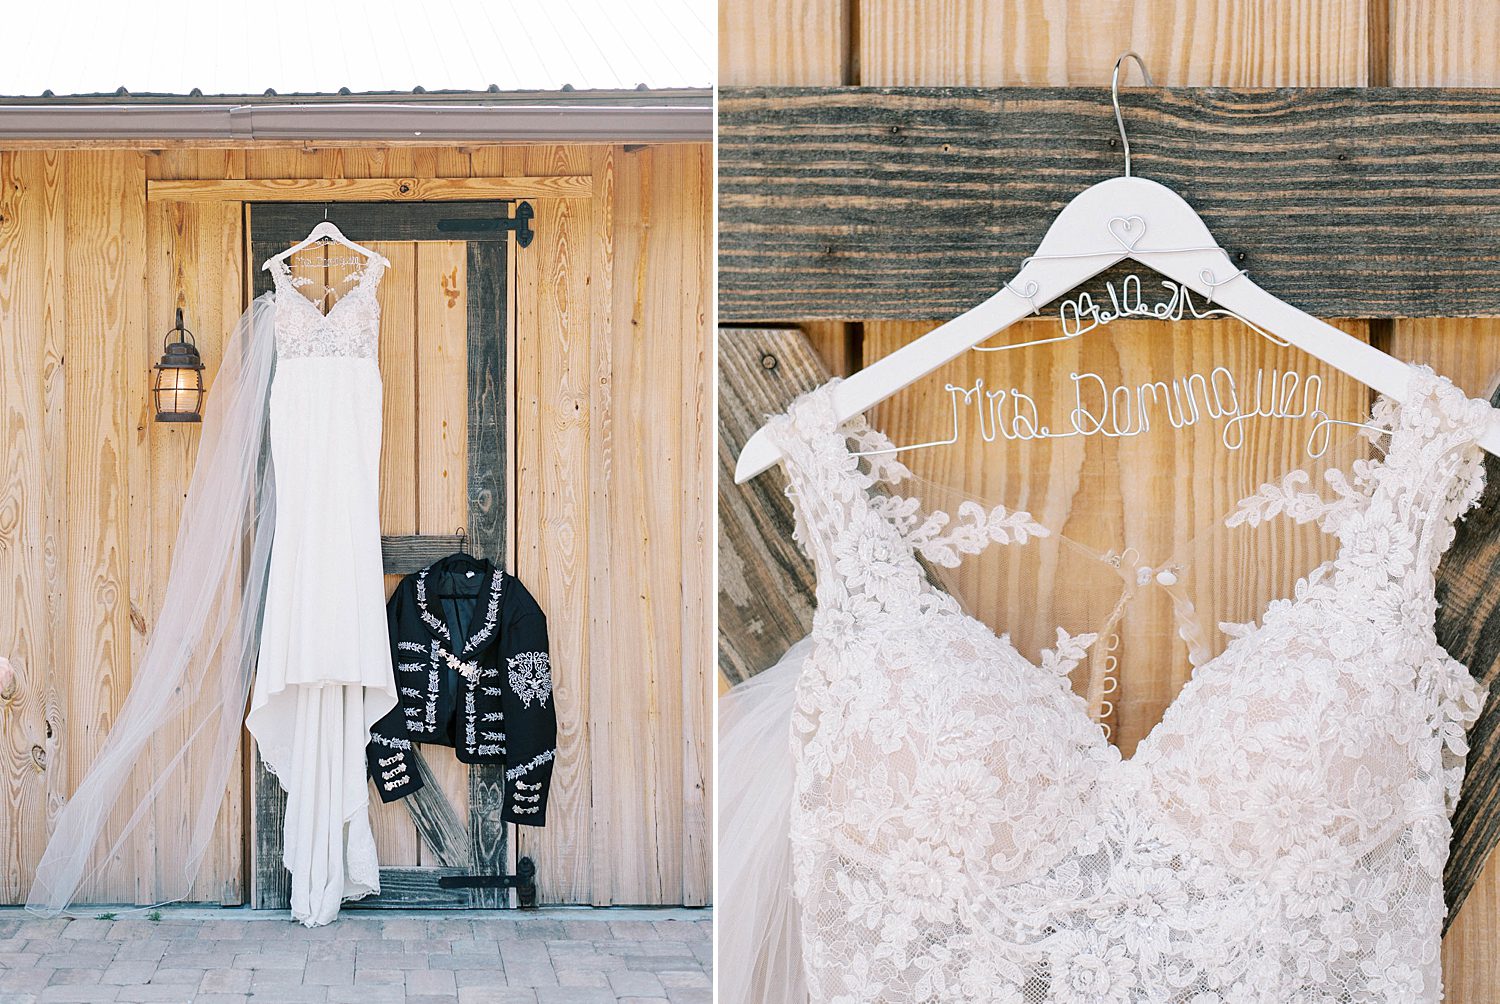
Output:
[367,581,426,803]
[499,577,556,825]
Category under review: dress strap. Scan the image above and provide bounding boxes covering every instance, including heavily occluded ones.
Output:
[765,380,1051,617]
[1227,364,1490,587]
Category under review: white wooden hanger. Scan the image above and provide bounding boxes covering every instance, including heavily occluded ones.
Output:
[735,53,1500,483]
[261,210,392,272]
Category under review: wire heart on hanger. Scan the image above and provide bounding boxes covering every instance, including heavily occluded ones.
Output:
[1107,215,1146,252]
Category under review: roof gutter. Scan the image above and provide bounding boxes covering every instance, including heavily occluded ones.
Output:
[0,100,713,143]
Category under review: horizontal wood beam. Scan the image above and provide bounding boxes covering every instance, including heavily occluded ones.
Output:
[148,175,592,203]
[382,534,469,575]
[720,86,1500,320]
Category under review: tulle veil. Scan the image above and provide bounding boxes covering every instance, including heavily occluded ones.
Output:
[27,294,278,914]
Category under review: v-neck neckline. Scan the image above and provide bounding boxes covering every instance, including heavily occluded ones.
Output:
[793,362,1470,767]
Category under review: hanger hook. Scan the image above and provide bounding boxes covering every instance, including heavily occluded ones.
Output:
[1112,51,1155,178]
[323,203,329,221]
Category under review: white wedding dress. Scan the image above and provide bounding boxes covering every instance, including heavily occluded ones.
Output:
[246,256,397,927]
[721,364,1491,1003]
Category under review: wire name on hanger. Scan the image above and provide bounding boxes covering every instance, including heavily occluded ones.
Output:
[1055,273,1275,343]
[934,364,1333,454]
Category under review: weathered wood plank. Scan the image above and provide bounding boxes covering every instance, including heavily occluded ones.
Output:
[242,202,532,245]
[716,328,829,685]
[381,535,469,575]
[719,86,1500,320]
[464,236,509,909]
[148,176,592,203]
[344,867,470,909]
[402,748,473,869]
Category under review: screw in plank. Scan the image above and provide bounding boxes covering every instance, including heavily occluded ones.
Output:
[760,353,779,372]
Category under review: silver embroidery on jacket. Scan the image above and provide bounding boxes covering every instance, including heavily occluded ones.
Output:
[507,651,552,709]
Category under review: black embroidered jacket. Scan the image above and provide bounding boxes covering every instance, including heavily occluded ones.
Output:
[366,554,556,825]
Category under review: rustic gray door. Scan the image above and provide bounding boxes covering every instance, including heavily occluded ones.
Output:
[246,200,529,909]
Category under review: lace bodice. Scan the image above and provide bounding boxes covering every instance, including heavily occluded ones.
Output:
[269,257,385,360]
[769,364,1491,1003]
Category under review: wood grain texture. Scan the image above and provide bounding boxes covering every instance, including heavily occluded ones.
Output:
[1389,0,1500,88]
[370,241,422,869]
[464,235,509,909]
[516,147,595,906]
[0,142,710,910]
[717,330,829,686]
[857,0,1369,86]
[719,0,850,87]
[677,144,713,908]
[62,151,146,901]
[0,151,64,903]
[719,86,1500,321]
[141,175,246,904]
[415,240,473,853]
[147,176,593,203]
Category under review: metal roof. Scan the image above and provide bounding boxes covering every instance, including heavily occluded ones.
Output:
[0,0,713,98]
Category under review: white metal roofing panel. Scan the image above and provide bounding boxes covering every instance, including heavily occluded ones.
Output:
[0,0,713,97]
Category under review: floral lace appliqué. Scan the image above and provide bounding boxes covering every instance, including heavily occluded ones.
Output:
[767,365,1492,1004]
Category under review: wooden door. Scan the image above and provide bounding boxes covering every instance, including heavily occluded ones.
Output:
[246,200,527,909]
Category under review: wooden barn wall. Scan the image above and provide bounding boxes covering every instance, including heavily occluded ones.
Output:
[0,141,712,908]
[719,0,1500,996]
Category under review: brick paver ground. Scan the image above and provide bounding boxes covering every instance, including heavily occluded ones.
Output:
[0,906,711,1004]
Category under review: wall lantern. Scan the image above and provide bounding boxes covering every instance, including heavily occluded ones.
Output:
[152,308,205,423]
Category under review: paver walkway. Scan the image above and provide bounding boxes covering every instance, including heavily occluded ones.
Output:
[0,907,711,1004]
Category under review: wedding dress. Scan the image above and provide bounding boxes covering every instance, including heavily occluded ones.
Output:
[27,252,395,923]
[246,255,397,926]
[721,364,1491,1003]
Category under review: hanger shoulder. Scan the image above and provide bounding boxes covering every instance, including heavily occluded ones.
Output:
[260,221,392,272]
[735,175,1500,480]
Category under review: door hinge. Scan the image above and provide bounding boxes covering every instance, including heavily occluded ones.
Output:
[434,201,534,249]
[437,855,539,908]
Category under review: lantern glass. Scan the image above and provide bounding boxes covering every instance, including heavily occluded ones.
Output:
[153,363,204,421]
[153,314,206,423]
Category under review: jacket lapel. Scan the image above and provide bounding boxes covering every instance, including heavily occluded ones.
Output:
[415,557,506,662]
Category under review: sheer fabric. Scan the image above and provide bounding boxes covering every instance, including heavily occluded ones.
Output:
[750,364,1489,1003]
[720,638,813,1004]
[27,295,279,915]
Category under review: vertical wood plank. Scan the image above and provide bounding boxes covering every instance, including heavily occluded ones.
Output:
[515,148,594,905]
[677,144,714,907]
[604,144,687,903]
[62,150,146,901]
[414,241,472,864]
[1389,0,1500,87]
[0,151,64,904]
[857,0,1370,86]
[370,240,422,869]
[465,236,509,908]
[720,0,850,86]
